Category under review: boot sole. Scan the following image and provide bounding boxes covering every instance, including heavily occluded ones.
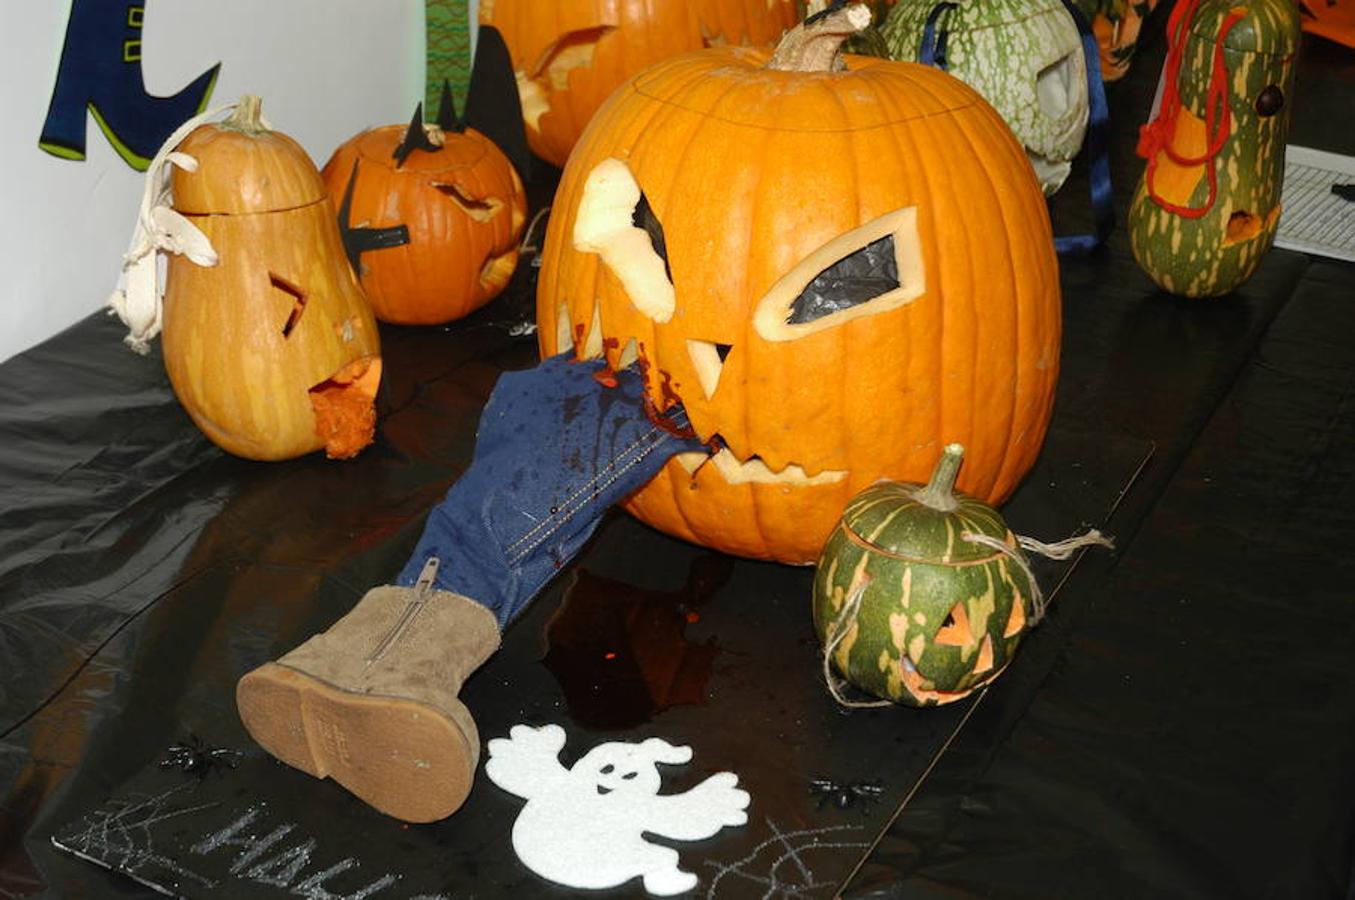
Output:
[236,662,476,823]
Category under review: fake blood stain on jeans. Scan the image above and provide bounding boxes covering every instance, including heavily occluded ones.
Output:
[540,554,734,729]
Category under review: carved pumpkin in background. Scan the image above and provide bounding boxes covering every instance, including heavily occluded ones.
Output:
[537,5,1062,565]
[1299,0,1355,47]
[321,97,527,325]
[479,0,800,168]
[880,0,1091,195]
[163,97,382,461]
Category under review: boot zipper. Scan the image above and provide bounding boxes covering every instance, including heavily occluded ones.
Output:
[366,557,439,666]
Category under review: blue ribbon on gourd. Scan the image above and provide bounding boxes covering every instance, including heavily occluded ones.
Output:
[919,0,1115,254]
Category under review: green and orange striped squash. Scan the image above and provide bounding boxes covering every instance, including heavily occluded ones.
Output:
[1127,0,1301,298]
[812,444,1034,706]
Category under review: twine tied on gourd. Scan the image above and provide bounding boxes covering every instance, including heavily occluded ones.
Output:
[108,100,273,354]
[821,526,1112,709]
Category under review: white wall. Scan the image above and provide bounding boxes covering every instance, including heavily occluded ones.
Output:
[0,0,427,364]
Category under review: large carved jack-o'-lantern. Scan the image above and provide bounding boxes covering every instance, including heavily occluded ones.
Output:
[163,97,382,461]
[538,5,1062,564]
[480,0,801,168]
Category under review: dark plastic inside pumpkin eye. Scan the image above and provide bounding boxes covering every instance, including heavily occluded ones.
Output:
[787,235,899,326]
[1255,85,1285,117]
[632,192,671,280]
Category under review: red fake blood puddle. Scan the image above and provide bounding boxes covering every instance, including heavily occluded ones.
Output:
[592,337,622,387]
[540,554,734,730]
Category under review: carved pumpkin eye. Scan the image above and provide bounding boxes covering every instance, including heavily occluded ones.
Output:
[754,206,925,341]
[1255,85,1285,117]
[1035,51,1077,118]
[519,26,618,132]
[573,157,676,323]
[933,602,973,646]
[433,182,505,221]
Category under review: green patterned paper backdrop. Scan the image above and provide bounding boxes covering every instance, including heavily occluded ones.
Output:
[426,0,472,113]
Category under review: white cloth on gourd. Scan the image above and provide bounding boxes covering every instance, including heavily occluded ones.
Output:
[108,103,270,354]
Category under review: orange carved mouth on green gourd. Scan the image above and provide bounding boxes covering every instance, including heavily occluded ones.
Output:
[1127,0,1301,298]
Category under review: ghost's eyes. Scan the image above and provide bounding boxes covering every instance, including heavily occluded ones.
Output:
[755,206,926,341]
[573,158,676,323]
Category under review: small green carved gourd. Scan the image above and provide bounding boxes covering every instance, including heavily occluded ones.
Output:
[812,443,1034,707]
[1127,0,1301,298]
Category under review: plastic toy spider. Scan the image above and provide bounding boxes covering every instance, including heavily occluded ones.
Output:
[809,777,885,812]
[159,734,243,780]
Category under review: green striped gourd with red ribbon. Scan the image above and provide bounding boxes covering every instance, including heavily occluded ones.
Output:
[812,444,1034,707]
[1127,0,1300,298]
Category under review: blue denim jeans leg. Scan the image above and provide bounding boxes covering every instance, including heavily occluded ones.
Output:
[395,352,707,627]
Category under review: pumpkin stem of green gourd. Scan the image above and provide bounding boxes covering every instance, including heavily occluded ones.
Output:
[220,95,268,135]
[766,2,872,73]
[914,442,964,512]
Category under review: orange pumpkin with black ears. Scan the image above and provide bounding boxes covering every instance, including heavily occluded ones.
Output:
[480,0,800,168]
[321,97,527,325]
[537,5,1062,564]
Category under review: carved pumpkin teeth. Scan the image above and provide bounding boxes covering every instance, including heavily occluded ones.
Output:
[674,448,846,486]
[686,339,731,399]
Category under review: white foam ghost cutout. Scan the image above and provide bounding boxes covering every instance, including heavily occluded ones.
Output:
[485,723,751,896]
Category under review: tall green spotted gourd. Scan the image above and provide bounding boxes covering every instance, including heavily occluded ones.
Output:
[812,444,1034,707]
[1128,0,1300,298]
[879,0,1089,195]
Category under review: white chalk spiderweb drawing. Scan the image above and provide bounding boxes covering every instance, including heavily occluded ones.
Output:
[702,818,870,899]
[52,783,220,892]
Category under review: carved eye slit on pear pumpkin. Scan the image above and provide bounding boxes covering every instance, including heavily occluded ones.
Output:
[559,157,927,488]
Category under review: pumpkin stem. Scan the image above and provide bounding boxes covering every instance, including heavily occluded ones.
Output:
[914,443,964,511]
[765,2,872,73]
[220,95,268,135]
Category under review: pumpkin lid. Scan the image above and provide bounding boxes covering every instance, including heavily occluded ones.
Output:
[353,124,492,173]
[171,96,328,215]
[839,445,1013,565]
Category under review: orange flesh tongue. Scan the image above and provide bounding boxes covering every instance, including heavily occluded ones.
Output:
[309,357,382,459]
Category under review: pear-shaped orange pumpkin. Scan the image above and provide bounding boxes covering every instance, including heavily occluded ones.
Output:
[162,97,382,461]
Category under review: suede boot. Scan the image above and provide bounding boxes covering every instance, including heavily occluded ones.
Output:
[236,559,500,823]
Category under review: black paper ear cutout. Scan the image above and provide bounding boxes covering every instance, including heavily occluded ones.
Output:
[338,160,411,275]
[461,24,532,181]
[437,80,461,133]
[393,103,441,167]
